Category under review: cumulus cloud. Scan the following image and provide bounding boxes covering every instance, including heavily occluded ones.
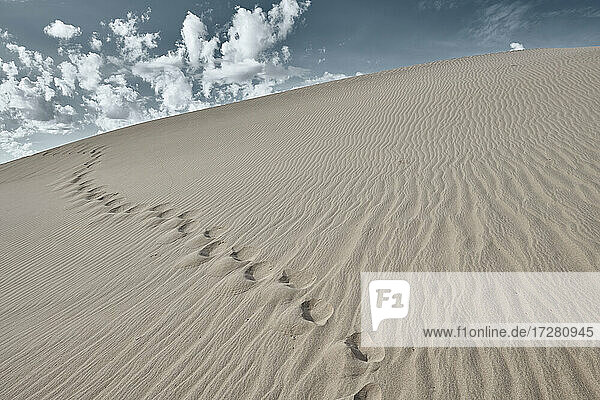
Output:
[220,1,309,63]
[132,50,195,113]
[43,20,82,40]
[90,32,102,51]
[53,61,77,96]
[70,52,103,91]
[510,42,524,51]
[109,11,159,62]
[181,12,212,69]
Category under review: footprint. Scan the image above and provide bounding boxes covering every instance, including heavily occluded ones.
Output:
[300,299,333,326]
[175,242,222,269]
[148,203,172,213]
[203,226,225,239]
[177,220,192,233]
[157,209,176,218]
[157,219,190,243]
[208,257,250,278]
[243,261,274,281]
[353,383,382,400]
[107,202,133,214]
[144,216,166,229]
[199,240,223,257]
[344,332,385,364]
[244,264,257,281]
[279,270,290,284]
[158,217,185,231]
[157,229,187,244]
[177,210,198,219]
[97,193,119,202]
[184,233,214,249]
[124,204,145,213]
[230,246,257,262]
[104,197,125,207]
[344,333,368,362]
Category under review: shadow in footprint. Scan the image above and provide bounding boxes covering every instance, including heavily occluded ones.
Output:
[344,333,368,362]
[300,299,333,326]
[353,383,382,400]
[203,226,225,239]
[200,240,223,257]
[230,246,256,262]
[243,261,274,282]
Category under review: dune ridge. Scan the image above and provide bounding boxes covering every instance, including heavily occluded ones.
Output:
[1,47,599,399]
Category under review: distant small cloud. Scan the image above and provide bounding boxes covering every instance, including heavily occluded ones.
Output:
[0,29,11,40]
[43,20,81,40]
[510,42,524,51]
[418,1,458,11]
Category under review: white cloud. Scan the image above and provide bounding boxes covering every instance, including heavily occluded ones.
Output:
[0,29,11,40]
[6,43,53,70]
[220,7,273,63]
[109,12,159,62]
[132,50,193,113]
[90,32,102,51]
[220,1,309,63]
[53,61,77,96]
[301,71,348,86]
[268,0,309,39]
[181,12,209,69]
[281,45,291,61]
[1,60,18,78]
[70,52,103,91]
[0,133,33,159]
[510,42,524,51]
[43,20,82,40]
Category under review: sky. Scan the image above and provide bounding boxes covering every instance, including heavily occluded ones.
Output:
[0,0,598,163]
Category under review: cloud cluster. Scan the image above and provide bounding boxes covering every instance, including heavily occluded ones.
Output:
[0,1,339,161]
[108,10,159,62]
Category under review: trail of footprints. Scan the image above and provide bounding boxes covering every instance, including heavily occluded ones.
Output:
[49,143,384,399]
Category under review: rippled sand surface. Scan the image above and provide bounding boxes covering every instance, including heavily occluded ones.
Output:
[1,47,599,399]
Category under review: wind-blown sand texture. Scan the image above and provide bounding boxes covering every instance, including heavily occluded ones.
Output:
[1,47,599,399]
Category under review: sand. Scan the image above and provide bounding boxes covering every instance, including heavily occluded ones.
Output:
[1,47,599,399]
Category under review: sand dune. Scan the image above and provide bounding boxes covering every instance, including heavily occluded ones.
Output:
[1,47,599,399]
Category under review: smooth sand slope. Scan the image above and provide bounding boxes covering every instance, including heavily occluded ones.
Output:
[1,47,599,399]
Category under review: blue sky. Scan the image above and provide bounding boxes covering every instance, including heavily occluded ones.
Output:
[0,0,598,163]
